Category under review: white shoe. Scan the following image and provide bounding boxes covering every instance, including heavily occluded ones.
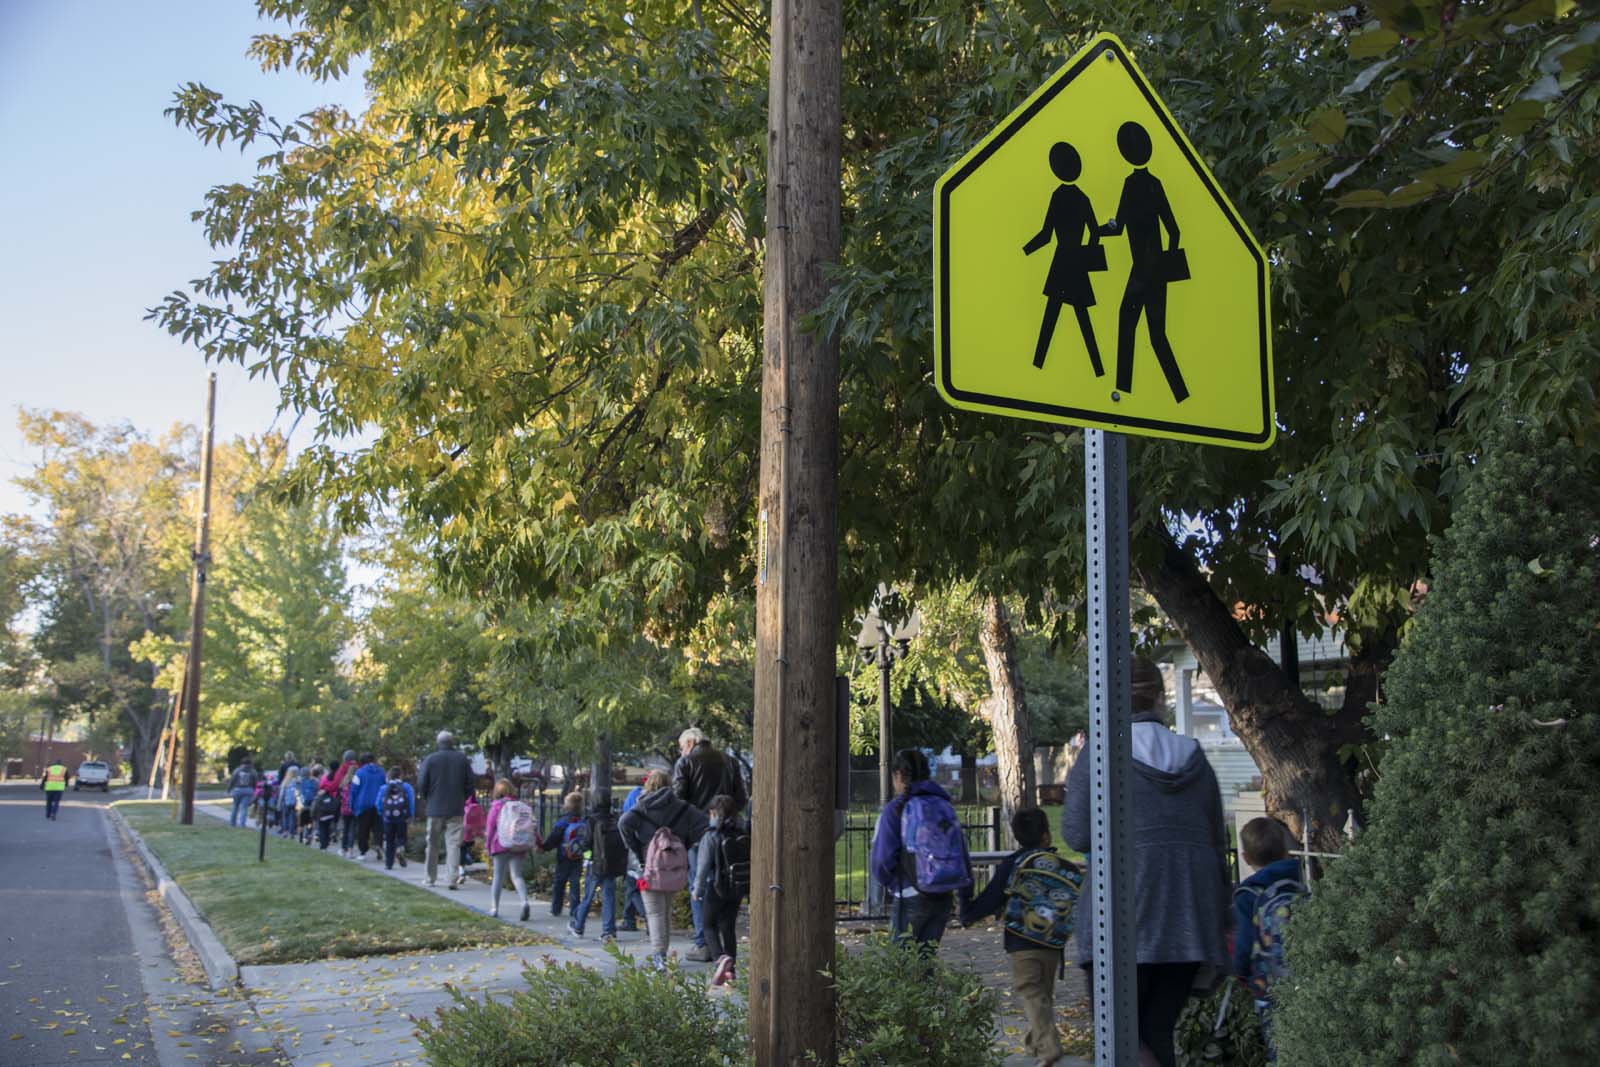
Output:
[489,906,499,918]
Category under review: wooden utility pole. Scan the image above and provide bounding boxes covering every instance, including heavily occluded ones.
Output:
[748,0,841,1061]
[178,374,217,826]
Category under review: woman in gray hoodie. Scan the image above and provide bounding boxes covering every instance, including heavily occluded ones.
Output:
[1062,657,1230,1067]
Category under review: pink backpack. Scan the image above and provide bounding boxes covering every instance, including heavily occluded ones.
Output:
[642,816,689,892]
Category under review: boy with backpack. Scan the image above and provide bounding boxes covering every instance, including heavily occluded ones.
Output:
[313,765,343,850]
[1232,816,1307,1061]
[296,765,321,845]
[691,794,750,988]
[570,790,630,940]
[869,748,973,950]
[959,807,1083,1067]
[540,792,588,917]
[379,770,416,870]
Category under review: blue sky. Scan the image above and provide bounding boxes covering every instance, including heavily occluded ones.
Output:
[0,1,367,516]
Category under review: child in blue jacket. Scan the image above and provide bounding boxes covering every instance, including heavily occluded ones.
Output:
[1232,817,1306,1061]
[539,791,586,917]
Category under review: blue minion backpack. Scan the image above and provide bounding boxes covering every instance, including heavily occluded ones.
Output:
[1002,849,1084,949]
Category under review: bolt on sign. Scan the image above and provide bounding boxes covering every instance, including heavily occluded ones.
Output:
[934,33,1274,449]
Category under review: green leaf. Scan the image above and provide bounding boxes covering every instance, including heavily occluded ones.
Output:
[1498,99,1546,136]
[1308,107,1349,145]
[1381,80,1415,116]
[1348,29,1401,59]
[1335,188,1390,209]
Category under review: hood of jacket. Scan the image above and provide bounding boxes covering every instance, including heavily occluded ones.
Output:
[904,778,956,804]
[1131,717,1209,791]
[635,786,689,825]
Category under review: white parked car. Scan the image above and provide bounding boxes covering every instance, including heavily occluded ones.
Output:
[75,760,111,791]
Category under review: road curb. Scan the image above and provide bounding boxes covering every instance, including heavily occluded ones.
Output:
[108,805,240,991]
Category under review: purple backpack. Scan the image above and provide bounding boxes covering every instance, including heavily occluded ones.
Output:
[898,793,973,894]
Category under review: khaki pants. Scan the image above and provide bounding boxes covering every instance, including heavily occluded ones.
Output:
[426,815,464,885]
[1011,948,1063,1063]
[641,889,675,961]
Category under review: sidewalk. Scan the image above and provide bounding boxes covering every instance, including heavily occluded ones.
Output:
[194,802,1087,1066]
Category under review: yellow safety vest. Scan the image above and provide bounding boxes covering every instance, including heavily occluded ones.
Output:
[44,764,68,791]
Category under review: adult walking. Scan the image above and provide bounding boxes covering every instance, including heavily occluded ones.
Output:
[227,756,259,827]
[40,759,69,819]
[347,752,387,861]
[671,727,746,960]
[620,769,708,966]
[869,748,972,950]
[417,730,473,889]
[1061,657,1230,1067]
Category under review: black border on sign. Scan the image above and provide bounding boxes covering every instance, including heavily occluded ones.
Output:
[937,38,1271,445]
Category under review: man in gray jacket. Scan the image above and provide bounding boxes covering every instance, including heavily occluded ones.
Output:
[1062,657,1230,1067]
[417,730,473,889]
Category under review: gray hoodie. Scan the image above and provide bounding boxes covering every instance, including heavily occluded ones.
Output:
[1061,715,1231,966]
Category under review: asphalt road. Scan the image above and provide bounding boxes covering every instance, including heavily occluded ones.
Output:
[0,783,288,1067]
[0,781,162,1065]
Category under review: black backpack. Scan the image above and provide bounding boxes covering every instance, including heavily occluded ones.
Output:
[313,789,339,820]
[715,823,752,900]
[589,813,630,878]
[381,782,408,822]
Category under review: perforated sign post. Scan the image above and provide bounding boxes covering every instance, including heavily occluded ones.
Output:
[931,33,1274,1065]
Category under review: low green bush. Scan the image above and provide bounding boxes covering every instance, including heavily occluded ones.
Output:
[1175,982,1267,1067]
[415,947,746,1067]
[822,937,1001,1067]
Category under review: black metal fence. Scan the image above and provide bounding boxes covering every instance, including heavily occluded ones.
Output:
[834,804,1003,922]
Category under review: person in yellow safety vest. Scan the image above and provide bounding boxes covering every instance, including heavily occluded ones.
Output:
[41,761,70,820]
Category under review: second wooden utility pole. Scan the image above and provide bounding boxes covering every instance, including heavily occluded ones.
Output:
[748,0,842,1061]
[178,373,217,826]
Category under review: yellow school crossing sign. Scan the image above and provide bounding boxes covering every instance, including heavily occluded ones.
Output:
[934,34,1274,449]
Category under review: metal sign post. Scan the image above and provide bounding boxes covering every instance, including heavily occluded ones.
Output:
[1084,428,1137,1063]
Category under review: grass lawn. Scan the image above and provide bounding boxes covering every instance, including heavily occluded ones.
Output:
[116,800,547,965]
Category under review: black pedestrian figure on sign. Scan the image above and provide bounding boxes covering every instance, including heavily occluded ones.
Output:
[1101,121,1190,403]
[1023,142,1106,374]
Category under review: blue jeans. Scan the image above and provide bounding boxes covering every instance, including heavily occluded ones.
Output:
[889,891,953,949]
[573,870,618,937]
[229,789,252,826]
[551,858,582,916]
[44,791,63,818]
[686,843,706,946]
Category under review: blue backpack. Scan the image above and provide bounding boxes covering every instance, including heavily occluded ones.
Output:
[897,793,973,894]
[1002,849,1082,949]
[1235,876,1309,998]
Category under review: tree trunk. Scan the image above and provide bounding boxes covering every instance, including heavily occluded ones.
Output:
[124,703,163,786]
[977,595,1036,847]
[590,731,613,807]
[1135,532,1364,852]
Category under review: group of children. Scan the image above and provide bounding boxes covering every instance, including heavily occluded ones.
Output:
[249,751,422,871]
[963,809,1305,1066]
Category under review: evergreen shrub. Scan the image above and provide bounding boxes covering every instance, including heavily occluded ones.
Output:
[415,948,747,1067]
[821,936,1001,1066]
[1274,426,1600,1064]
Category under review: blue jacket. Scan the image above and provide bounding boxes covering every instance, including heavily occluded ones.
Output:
[1231,858,1303,979]
[869,779,967,894]
[380,781,416,824]
[347,762,388,815]
[296,777,318,809]
[622,786,642,813]
[959,846,1073,955]
[543,814,585,863]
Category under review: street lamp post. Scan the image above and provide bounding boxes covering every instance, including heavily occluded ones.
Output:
[854,586,921,915]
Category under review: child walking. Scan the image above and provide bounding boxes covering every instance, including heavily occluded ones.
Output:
[959,808,1083,1067]
[296,765,321,845]
[540,792,587,917]
[278,766,301,838]
[1232,817,1307,1062]
[380,770,415,870]
[485,778,535,920]
[691,794,750,987]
